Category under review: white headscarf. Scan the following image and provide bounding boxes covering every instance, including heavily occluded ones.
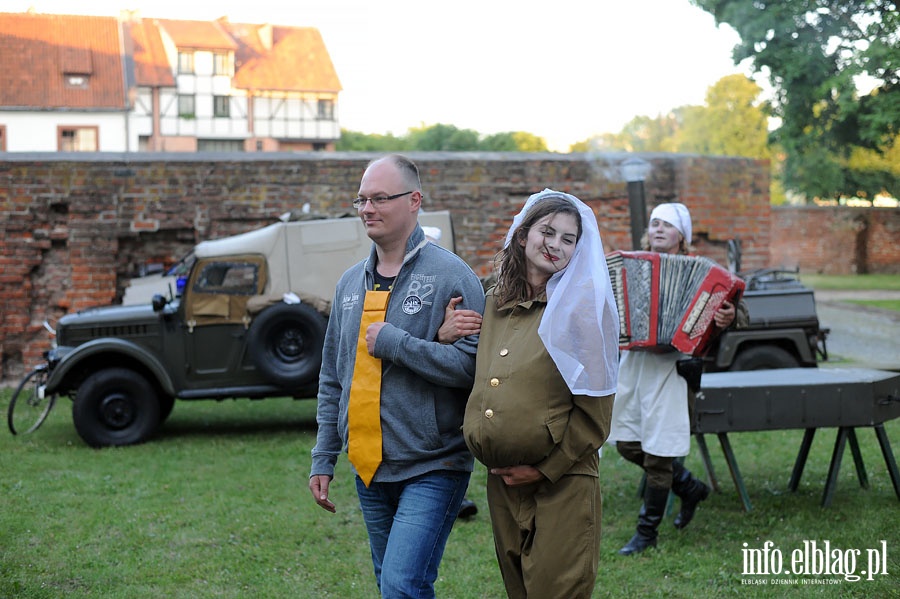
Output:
[649,202,692,244]
[505,189,620,397]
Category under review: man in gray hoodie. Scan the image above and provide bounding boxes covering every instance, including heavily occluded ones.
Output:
[309,154,485,598]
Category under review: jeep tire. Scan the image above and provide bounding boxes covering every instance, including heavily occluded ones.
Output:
[730,345,800,371]
[73,367,161,447]
[247,302,328,388]
[158,394,176,424]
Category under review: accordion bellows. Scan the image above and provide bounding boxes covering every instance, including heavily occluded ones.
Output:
[606,250,745,356]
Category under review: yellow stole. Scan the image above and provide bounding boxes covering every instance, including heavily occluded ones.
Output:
[347,290,390,487]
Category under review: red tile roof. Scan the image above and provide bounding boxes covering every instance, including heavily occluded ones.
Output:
[0,12,126,109]
[0,12,342,111]
[127,18,176,87]
[156,19,237,51]
[226,23,342,93]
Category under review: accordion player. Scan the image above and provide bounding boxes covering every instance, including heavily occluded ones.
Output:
[606,250,745,356]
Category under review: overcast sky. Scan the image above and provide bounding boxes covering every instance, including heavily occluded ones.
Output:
[10,0,754,150]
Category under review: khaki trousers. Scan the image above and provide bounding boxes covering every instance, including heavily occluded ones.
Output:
[486,473,601,599]
[615,440,675,490]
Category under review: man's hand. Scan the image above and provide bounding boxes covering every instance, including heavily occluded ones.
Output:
[437,296,483,344]
[714,300,736,329]
[309,474,336,512]
[365,321,387,354]
[490,465,545,487]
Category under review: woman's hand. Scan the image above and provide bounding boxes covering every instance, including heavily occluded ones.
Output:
[490,465,545,486]
[714,300,736,329]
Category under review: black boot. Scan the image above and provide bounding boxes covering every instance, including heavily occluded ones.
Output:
[618,486,669,555]
[671,462,709,529]
[457,497,478,519]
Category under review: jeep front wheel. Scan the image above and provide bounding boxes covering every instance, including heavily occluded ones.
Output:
[730,345,800,371]
[72,368,161,447]
[158,394,176,424]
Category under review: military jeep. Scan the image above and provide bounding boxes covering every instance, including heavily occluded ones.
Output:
[703,243,829,372]
[39,211,455,447]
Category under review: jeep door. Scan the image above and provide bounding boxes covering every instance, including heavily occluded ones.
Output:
[180,254,268,388]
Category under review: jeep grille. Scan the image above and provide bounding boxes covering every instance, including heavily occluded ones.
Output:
[61,324,152,347]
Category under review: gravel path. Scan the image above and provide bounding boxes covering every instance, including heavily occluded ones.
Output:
[814,290,900,372]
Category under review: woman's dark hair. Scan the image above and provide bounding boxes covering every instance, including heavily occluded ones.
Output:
[493,196,582,306]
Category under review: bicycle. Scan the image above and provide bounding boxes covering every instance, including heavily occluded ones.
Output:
[7,363,57,435]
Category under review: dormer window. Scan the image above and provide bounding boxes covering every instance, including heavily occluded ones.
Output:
[65,75,88,88]
[59,45,92,89]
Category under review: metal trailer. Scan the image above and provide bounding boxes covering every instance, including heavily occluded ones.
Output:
[692,367,900,509]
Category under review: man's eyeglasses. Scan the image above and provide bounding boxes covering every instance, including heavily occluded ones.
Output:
[352,191,414,209]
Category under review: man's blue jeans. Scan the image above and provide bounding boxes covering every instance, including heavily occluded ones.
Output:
[355,470,470,598]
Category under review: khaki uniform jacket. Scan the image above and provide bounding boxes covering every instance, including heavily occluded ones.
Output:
[463,290,614,483]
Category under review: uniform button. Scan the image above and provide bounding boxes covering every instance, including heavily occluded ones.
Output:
[490,377,500,387]
[499,348,509,356]
[485,409,494,418]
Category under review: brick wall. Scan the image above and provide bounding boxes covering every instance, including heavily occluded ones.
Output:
[0,152,771,381]
[768,206,900,274]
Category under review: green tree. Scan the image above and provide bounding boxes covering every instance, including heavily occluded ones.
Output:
[337,125,549,153]
[570,132,627,153]
[845,133,900,202]
[334,130,408,151]
[480,131,549,152]
[611,114,680,152]
[693,0,900,200]
[676,74,770,159]
[407,124,481,151]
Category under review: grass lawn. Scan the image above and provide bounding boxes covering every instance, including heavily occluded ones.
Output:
[2,393,898,598]
[846,299,900,312]
[799,273,900,292]
[799,273,900,312]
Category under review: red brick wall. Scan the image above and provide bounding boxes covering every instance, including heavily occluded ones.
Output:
[0,153,770,381]
[768,206,900,274]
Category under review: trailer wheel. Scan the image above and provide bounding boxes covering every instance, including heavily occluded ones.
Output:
[73,368,161,447]
[247,303,328,388]
[730,345,800,371]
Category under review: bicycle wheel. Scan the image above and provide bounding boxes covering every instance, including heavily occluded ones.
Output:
[7,366,56,435]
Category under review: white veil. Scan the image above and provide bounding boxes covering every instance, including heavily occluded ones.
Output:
[505,189,620,397]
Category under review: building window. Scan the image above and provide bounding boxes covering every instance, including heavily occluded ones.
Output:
[213,52,230,76]
[178,51,194,74]
[64,75,89,89]
[317,99,334,120]
[58,126,98,151]
[213,96,230,118]
[197,139,244,152]
[178,94,195,118]
[0,125,5,151]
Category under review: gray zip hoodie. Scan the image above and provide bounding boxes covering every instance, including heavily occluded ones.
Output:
[310,224,485,482]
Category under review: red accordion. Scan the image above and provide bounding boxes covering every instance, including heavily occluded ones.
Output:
[606,250,745,356]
